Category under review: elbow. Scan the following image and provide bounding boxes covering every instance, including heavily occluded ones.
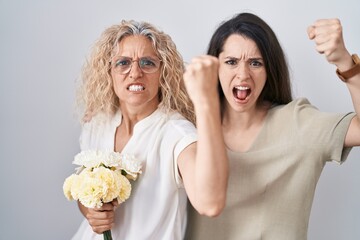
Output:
[196,200,226,217]
[198,205,224,217]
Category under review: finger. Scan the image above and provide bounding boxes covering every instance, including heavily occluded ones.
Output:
[87,212,115,234]
[91,223,115,234]
[312,18,340,28]
[312,32,342,56]
[307,25,315,40]
[111,199,119,206]
[88,216,115,226]
[312,33,331,46]
[87,208,115,220]
[111,199,119,209]
[315,44,330,55]
[310,19,342,38]
[96,202,115,211]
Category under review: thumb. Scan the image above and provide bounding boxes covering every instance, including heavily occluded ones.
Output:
[307,25,315,40]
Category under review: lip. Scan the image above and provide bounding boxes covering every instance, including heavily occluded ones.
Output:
[232,84,251,103]
[127,83,145,92]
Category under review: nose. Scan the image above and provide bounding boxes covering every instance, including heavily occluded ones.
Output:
[236,62,250,80]
[129,60,143,79]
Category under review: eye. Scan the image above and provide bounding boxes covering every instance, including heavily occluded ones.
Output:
[114,58,131,67]
[224,59,238,66]
[139,58,157,67]
[249,59,263,67]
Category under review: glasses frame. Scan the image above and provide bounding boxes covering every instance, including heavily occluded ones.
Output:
[111,56,162,75]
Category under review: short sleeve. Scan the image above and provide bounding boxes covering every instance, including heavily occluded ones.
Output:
[293,98,355,164]
[167,118,197,187]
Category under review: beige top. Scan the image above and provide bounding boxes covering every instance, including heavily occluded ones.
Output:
[185,98,355,240]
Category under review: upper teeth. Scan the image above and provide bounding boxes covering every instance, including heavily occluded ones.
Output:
[128,85,144,91]
[235,86,249,90]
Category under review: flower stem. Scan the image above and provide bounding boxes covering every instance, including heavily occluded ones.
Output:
[103,230,113,240]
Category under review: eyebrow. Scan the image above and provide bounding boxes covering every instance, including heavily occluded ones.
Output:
[113,55,159,59]
[224,56,263,61]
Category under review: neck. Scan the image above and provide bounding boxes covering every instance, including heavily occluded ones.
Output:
[221,102,271,152]
[222,102,270,131]
[119,104,158,134]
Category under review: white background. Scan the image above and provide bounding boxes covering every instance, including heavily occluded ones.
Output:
[0,0,359,239]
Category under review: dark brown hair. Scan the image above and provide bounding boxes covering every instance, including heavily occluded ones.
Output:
[207,12,292,111]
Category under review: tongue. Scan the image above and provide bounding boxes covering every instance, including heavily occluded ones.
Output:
[236,90,248,100]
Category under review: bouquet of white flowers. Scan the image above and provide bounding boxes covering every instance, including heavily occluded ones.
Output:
[63,150,142,240]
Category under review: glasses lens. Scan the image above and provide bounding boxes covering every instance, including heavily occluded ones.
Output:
[113,57,132,74]
[139,58,160,73]
[112,57,161,74]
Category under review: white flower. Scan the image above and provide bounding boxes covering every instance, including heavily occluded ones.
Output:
[73,150,123,168]
[117,173,132,203]
[63,150,142,209]
[119,154,143,180]
[63,174,77,201]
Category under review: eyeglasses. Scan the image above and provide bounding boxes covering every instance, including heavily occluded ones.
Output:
[111,56,161,74]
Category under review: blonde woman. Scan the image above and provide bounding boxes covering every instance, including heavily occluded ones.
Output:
[71,20,227,240]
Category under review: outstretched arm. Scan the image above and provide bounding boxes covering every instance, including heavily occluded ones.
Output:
[178,56,228,217]
[308,18,360,147]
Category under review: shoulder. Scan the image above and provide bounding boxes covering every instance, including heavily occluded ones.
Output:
[156,110,197,149]
[82,111,120,129]
[270,98,316,117]
[165,111,197,135]
[270,97,352,132]
[280,97,314,111]
[79,111,120,150]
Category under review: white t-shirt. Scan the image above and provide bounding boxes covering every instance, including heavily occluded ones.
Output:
[72,108,197,240]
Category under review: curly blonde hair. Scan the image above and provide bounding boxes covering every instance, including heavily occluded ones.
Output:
[77,20,195,124]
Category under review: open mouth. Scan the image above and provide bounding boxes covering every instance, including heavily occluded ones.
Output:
[127,84,145,92]
[233,86,251,101]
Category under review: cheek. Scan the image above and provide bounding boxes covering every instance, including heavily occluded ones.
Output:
[219,68,232,83]
[148,74,161,90]
[150,81,161,97]
[218,65,228,80]
[111,75,124,96]
[253,73,267,93]
[218,78,230,97]
[219,71,234,92]
[259,72,267,87]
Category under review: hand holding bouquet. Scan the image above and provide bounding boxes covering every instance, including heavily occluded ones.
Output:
[63,150,142,240]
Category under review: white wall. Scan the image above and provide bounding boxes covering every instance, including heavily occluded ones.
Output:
[0,0,359,239]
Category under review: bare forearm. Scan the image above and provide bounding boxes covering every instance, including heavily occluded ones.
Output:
[308,19,360,146]
[344,68,360,119]
[344,68,360,146]
[192,98,228,216]
[181,55,228,216]
[178,98,228,217]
